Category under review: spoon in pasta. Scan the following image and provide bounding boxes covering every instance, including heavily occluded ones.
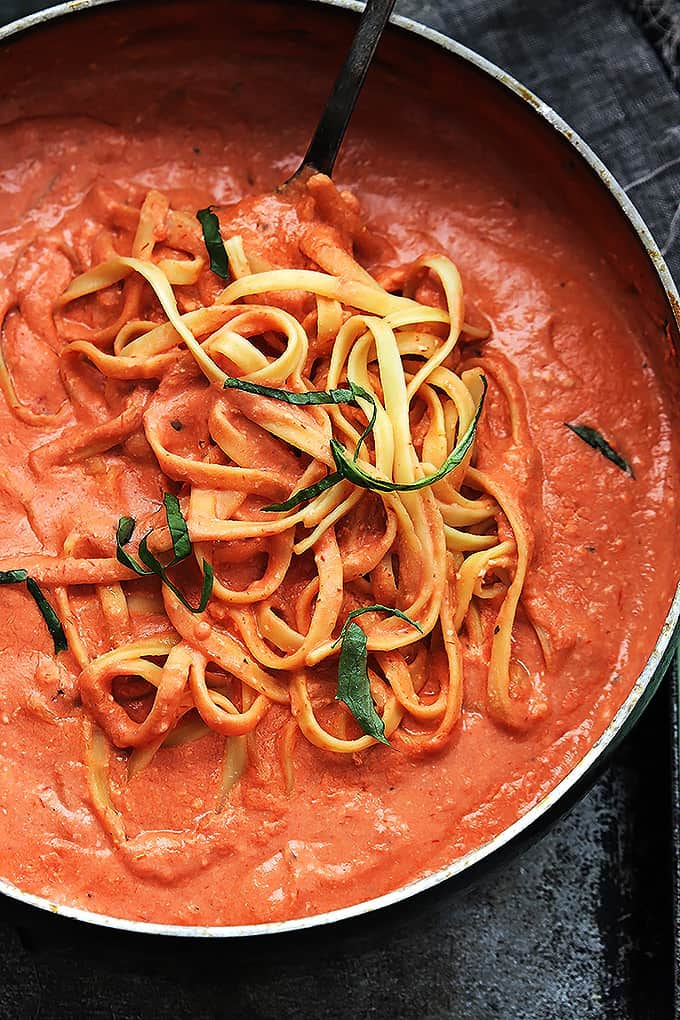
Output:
[284,0,396,183]
[199,1,396,263]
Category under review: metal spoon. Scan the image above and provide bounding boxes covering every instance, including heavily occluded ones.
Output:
[286,0,396,182]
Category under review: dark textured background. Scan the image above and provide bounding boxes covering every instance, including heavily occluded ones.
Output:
[0,0,679,1017]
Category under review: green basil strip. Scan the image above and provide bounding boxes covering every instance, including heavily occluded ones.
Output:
[137,533,167,574]
[330,376,487,493]
[138,534,214,613]
[222,377,377,454]
[353,390,378,462]
[0,569,67,654]
[116,516,151,576]
[334,605,422,745]
[224,377,376,513]
[565,422,635,478]
[115,497,215,614]
[224,376,356,406]
[263,470,343,513]
[25,578,68,654]
[0,568,28,584]
[332,603,423,648]
[196,207,229,280]
[336,622,389,745]
[163,492,192,562]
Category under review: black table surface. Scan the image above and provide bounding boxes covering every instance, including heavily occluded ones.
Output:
[0,1,679,1017]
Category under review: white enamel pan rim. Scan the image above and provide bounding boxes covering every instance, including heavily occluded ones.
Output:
[0,0,678,938]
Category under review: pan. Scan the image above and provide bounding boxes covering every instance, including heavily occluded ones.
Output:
[0,0,678,938]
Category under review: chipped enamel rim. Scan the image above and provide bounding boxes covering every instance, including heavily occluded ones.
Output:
[0,0,678,938]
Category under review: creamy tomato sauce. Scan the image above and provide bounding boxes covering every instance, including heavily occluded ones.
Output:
[0,3,678,926]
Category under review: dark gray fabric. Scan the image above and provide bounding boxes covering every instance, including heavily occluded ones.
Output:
[624,0,680,82]
[0,2,677,1018]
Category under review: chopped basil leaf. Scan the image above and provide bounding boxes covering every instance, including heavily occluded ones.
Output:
[336,622,390,745]
[264,470,344,513]
[116,516,148,576]
[163,493,192,562]
[565,422,635,478]
[330,376,486,493]
[222,377,376,512]
[223,376,356,406]
[335,605,421,745]
[196,206,229,279]
[352,390,378,462]
[333,603,423,647]
[138,532,214,613]
[115,495,214,613]
[0,569,67,654]
[25,578,68,653]
[223,377,377,454]
[0,568,28,584]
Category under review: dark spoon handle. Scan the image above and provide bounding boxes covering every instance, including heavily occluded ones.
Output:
[297,0,396,178]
